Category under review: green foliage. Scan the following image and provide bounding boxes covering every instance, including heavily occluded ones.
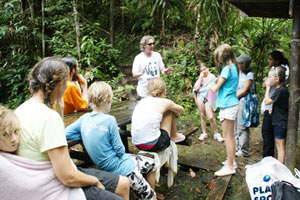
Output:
[0,52,33,109]
[0,0,293,112]
[161,41,202,119]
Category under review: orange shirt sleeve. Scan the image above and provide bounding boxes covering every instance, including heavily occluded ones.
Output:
[63,82,88,115]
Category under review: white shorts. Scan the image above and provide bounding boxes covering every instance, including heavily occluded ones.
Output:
[218,104,239,121]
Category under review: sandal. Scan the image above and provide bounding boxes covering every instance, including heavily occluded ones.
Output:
[171,133,186,143]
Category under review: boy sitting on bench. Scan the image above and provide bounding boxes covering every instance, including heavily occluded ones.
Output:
[65,81,158,200]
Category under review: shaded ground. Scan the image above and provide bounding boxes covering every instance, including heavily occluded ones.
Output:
[128,121,264,200]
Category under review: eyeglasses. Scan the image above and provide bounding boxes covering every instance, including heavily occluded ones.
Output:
[147,43,154,46]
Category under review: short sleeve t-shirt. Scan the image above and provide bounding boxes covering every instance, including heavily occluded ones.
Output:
[217,64,239,108]
[271,86,289,127]
[15,102,67,161]
[132,51,164,97]
[65,113,135,176]
[237,72,255,96]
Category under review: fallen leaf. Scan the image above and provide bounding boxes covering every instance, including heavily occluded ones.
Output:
[196,187,201,194]
[156,192,165,200]
[189,168,196,179]
[205,181,215,190]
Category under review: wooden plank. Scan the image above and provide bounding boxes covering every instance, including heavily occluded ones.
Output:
[178,156,219,171]
[206,175,232,200]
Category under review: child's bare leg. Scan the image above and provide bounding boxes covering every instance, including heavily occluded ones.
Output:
[195,97,207,133]
[114,176,130,200]
[275,139,286,164]
[205,103,218,134]
[145,170,156,190]
[222,119,236,168]
[160,110,180,139]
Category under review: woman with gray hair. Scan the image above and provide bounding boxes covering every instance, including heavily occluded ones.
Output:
[132,35,173,98]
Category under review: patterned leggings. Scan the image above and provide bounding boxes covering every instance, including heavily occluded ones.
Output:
[127,155,157,200]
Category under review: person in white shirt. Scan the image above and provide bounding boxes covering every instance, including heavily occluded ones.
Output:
[131,77,186,152]
[132,35,173,98]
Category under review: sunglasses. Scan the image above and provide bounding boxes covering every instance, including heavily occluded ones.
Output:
[147,43,154,46]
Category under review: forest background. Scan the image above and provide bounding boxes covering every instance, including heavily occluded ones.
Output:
[0,0,292,123]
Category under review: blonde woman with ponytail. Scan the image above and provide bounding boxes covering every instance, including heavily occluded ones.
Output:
[131,77,185,152]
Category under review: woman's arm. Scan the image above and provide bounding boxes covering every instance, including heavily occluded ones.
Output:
[237,79,252,98]
[132,69,146,78]
[48,146,105,189]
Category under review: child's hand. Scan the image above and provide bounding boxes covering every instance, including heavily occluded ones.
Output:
[265,78,272,87]
[269,109,272,115]
[214,76,219,84]
[165,66,174,74]
[206,84,212,91]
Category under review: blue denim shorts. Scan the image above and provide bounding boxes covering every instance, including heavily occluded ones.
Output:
[273,125,287,139]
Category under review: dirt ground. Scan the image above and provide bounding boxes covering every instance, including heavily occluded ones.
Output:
[128,121,265,200]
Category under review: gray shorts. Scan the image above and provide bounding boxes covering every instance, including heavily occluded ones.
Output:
[78,167,124,200]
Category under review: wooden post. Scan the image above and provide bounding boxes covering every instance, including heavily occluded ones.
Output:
[286,1,300,171]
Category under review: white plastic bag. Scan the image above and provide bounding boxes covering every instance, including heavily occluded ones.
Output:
[245,157,300,200]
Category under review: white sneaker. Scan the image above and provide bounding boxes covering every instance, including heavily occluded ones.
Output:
[213,133,224,142]
[221,160,238,169]
[235,150,243,157]
[214,165,236,176]
[198,133,208,141]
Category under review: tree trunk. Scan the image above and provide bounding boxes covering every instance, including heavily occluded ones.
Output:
[73,0,81,59]
[121,0,125,33]
[110,0,115,47]
[41,0,45,57]
[160,11,165,44]
[194,3,202,63]
[286,2,300,171]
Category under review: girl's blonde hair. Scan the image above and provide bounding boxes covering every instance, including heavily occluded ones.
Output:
[88,81,113,108]
[147,77,166,97]
[0,106,20,136]
[214,44,235,67]
[140,35,155,51]
[273,66,286,84]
